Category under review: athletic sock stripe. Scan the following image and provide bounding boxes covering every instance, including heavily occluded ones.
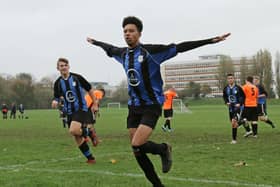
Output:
[83,150,91,157]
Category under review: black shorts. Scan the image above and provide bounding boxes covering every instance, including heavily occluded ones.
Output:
[164,109,173,118]
[67,110,88,126]
[127,104,162,129]
[257,104,267,116]
[229,108,240,121]
[242,107,258,121]
[86,109,96,124]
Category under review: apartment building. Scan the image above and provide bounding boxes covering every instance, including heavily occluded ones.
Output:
[161,55,253,96]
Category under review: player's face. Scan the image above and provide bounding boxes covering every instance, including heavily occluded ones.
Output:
[57,61,70,76]
[123,24,141,48]
[227,76,235,85]
[253,78,259,85]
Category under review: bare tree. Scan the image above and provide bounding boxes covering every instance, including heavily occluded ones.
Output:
[275,51,280,98]
[216,55,234,91]
[239,57,249,85]
[251,49,273,97]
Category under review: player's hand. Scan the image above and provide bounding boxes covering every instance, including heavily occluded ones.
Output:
[51,100,58,109]
[87,37,95,44]
[91,103,99,113]
[212,33,231,43]
[235,104,240,108]
[226,102,230,106]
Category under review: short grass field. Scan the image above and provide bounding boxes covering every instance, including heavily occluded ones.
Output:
[0,105,280,187]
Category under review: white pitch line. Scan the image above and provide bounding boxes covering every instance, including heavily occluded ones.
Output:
[0,165,274,187]
[22,167,274,187]
[0,154,276,187]
[0,152,127,170]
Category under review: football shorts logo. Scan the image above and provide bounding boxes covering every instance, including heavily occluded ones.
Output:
[127,69,140,87]
[65,91,76,103]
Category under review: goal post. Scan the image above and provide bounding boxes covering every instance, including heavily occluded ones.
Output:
[107,102,121,109]
[172,99,191,113]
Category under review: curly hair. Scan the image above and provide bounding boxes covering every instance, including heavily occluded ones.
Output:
[122,16,143,32]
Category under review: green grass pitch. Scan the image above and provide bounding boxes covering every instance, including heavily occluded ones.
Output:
[0,105,279,187]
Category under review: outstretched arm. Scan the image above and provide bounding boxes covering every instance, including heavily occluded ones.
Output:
[176,33,231,53]
[212,33,231,43]
[87,37,124,58]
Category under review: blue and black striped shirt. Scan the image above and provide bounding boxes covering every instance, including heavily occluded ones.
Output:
[53,73,91,115]
[223,84,245,112]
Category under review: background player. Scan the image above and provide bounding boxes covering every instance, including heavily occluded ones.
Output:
[253,76,275,128]
[18,104,25,119]
[162,87,178,132]
[87,16,230,186]
[223,74,245,144]
[242,76,258,138]
[1,103,8,119]
[84,88,106,146]
[58,99,68,128]
[10,103,16,119]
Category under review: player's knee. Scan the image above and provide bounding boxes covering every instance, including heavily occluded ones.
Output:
[232,123,238,128]
[69,127,80,136]
[131,140,141,147]
[231,120,237,127]
[68,128,75,136]
[132,145,142,156]
[259,116,266,121]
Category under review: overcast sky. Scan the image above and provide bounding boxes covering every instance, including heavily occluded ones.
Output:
[0,0,279,85]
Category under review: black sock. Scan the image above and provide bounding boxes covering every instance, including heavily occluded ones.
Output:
[163,120,167,128]
[140,141,166,155]
[79,141,94,160]
[232,128,237,140]
[63,119,67,128]
[132,146,163,187]
[81,127,89,138]
[165,119,171,129]
[265,119,273,125]
[252,124,258,135]
[243,125,251,132]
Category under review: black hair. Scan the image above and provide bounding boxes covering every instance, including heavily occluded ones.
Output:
[246,76,253,83]
[99,88,106,97]
[57,57,69,64]
[227,73,234,77]
[122,16,143,32]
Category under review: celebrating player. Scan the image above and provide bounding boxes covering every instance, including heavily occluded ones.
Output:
[87,16,230,186]
[51,58,98,164]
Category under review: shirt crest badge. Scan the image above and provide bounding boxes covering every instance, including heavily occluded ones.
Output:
[138,55,144,63]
